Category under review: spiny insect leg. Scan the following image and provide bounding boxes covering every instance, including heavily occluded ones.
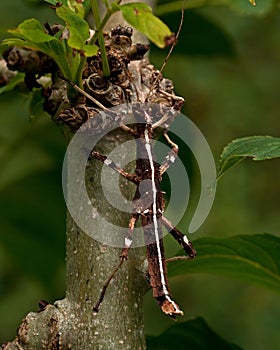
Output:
[91,151,138,184]
[160,132,179,175]
[162,216,196,258]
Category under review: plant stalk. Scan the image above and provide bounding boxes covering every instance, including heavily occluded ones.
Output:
[91,0,111,77]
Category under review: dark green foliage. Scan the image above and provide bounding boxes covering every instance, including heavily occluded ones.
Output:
[147,317,243,350]
[169,234,280,293]
[218,136,280,179]
[156,0,277,16]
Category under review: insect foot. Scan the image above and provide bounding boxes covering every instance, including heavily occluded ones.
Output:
[159,297,183,319]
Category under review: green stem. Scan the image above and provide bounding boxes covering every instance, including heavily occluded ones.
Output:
[103,0,110,9]
[91,0,110,77]
[90,1,122,45]
[76,56,87,88]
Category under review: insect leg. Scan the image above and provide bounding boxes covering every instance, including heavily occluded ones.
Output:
[160,132,179,175]
[162,216,196,258]
[91,151,138,184]
[119,122,137,136]
[93,258,125,312]
[93,213,139,312]
[120,213,139,259]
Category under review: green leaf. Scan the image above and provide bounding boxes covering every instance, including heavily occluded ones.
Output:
[83,44,99,56]
[147,317,243,350]
[68,0,85,18]
[0,73,25,95]
[120,3,173,48]
[56,5,89,44]
[11,18,57,43]
[3,19,71,79]
[56,5,98,55]
[218,136,280,179]
[168,234,280,294]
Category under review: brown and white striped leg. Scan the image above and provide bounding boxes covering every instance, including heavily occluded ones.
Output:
[91,151,138,184]
[160,132,179,175]
[162,216,196,258]
[120,213,139,259]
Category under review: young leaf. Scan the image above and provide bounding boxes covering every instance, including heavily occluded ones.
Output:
[10,18,58,43]
[2,19,71,79]
[147,317,243,350]
[168,234,280,294]
[120,3,173,48]
[68,0,85,18]
[218,136,280,179]
[83,44,99,56]
[56,5,98,55]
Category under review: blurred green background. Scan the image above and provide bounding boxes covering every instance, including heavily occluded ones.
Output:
[0,1,280,349]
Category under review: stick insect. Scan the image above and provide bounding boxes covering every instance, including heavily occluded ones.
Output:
[91,103,196,317]
[61,24,197,318]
